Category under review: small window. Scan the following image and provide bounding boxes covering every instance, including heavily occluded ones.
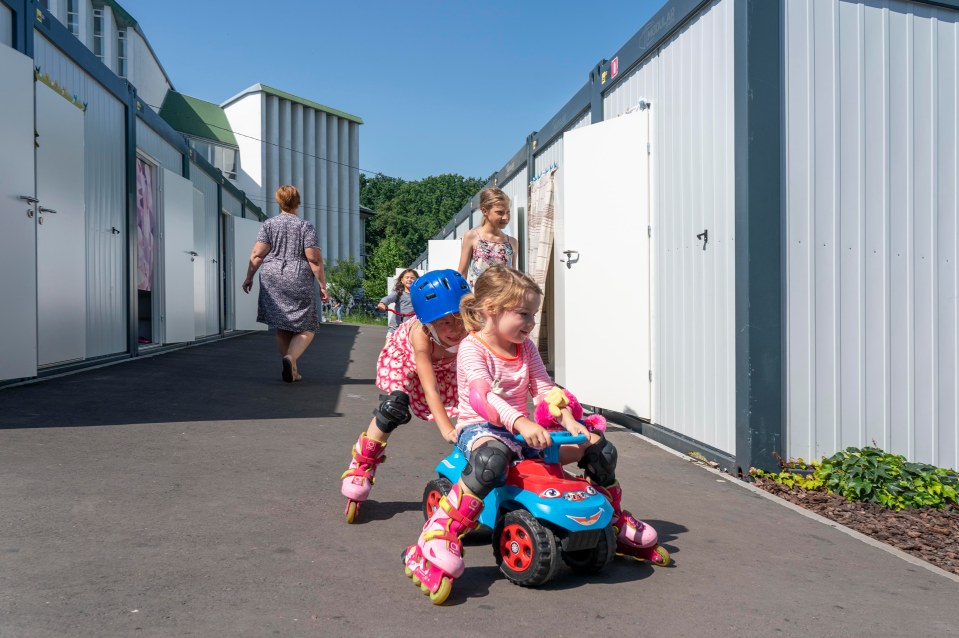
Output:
[116,30,127,78]
[217,147,237,180]
[67,0,79,37]
[92,9,104,61]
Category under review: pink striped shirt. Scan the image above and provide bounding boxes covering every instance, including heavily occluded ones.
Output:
[456,332,554,432]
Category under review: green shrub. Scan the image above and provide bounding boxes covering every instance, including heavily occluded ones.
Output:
[751,447,958,511]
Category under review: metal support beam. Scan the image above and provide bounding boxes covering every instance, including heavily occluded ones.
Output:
[734,0,784,475]
[125,86,139,358]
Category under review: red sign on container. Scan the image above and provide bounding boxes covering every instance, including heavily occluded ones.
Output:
[610,56,619,79]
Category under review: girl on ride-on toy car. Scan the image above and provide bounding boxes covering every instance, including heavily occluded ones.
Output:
[404,264,663,601]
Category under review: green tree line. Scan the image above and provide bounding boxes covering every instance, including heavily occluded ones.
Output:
[359,173,486,300]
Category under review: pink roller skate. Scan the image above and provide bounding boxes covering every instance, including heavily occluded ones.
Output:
[403,484,483,605]
[597,482,671,566]
[340,433,387,524]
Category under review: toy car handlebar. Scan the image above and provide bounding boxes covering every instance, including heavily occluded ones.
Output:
[514,431,587,462]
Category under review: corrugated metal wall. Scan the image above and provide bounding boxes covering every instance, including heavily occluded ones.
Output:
[136,117,183,172]
[498,167,528,261]
[784,0,959,468]
[603,0,736,454]
[223,190,241,216]
[34,33,127,358]
[190,165,220,338]
[261,94,361,264]
[1,4,12,47]
[533,111,591,177]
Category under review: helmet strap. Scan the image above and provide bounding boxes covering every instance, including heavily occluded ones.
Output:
[425,323,459,354]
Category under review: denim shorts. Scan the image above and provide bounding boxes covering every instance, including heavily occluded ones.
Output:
[455,422,543,461]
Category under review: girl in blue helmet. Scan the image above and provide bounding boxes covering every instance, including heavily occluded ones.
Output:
[341,269,471,523]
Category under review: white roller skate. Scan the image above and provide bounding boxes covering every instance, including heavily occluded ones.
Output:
[340,433,387,524]
[403,484,483,605]
[598,482,671,566]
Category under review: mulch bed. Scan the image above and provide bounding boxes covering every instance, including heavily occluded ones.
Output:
[752,477,959,576]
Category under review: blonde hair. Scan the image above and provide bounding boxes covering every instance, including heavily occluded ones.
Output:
[275,184,301,212]
[460,264,542,331]
[479,186,510,213]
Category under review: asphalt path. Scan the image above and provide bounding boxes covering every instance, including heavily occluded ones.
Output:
[1,327,957,637]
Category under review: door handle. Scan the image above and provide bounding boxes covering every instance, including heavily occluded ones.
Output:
[18,195,39,204]
[187,250,198,262]
[39,207,57,214]
[560,249,580,269]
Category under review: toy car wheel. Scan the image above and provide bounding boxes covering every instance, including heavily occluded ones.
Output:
[422,477,452,521]
[561,524,616,574]
[493,510,560,587]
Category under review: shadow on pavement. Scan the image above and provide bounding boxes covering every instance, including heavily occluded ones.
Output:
[0,328,363,429]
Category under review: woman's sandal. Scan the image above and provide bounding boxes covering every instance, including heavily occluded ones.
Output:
[281,356,294,383]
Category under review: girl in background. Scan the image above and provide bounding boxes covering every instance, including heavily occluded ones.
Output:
[457,187,517,287]
[379,269,419,334]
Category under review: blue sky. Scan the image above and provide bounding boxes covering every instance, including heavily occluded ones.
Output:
[125,1,664,181]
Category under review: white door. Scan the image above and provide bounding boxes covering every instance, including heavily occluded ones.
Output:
[36,82,86,366]
[557,110,651,418]
[161,168,196,343]
[193,188,207,337]
[428,239,463,272]
[232,216,266,331]
[0,45,37,380]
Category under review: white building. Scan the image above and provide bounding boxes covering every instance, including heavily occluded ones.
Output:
[0,0,363,385]
[416,0,959,474]
[223,84,364,264]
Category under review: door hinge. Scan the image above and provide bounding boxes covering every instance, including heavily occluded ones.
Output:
[647,142,651,155]
[647,225,652,238]
[649,370,652,383]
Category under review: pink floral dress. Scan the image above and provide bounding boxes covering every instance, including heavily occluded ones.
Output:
[467,237,514,286]
[375,320,458,421]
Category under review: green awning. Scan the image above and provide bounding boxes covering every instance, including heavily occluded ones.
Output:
[159,91,238,147]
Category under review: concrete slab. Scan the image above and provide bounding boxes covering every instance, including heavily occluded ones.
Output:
[1,327,956,637]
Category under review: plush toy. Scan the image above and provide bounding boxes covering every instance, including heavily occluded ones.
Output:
[533,387,606,432]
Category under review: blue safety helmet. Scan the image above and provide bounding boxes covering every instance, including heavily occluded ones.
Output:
[410,269,470,324]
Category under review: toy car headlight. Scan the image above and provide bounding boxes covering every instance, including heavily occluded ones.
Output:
[540,488,562,499]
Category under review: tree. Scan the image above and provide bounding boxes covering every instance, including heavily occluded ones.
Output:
[363,234,406,301]
[327,257,362,307]
[363,173,486,267]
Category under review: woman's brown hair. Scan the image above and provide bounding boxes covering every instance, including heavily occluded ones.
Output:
[275,184,301,212]
[460,264,541,331]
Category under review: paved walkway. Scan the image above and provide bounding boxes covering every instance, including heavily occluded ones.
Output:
[1,327,957,637]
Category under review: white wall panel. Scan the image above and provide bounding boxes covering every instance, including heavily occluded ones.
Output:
[784,0,959,468]
[34,33,127,358]
[136,117,182,172]
[498,167,527,261]
[190,165,220,338]
[601,0,736,454]
[128,30,169,111]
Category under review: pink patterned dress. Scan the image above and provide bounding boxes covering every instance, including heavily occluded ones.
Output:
[467,237,515,287]
[375,320,459,421]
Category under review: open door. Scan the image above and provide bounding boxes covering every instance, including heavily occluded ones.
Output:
[35,82,86,366]
[0,44,38,381]
[232,215,266,331]
[557,109,651,418]
[161,168,196,343]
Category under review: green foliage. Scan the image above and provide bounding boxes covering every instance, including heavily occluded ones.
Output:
[362,173,486,266]
[326,257,362,306]
[341,311,387,327]
[362,234,406,301]
[751,447,959,511]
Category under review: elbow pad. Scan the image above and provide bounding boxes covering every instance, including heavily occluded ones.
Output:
[468,379,503,428]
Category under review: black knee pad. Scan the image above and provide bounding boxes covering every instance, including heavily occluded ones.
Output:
[373,391,411,433]
[461,440,512,498]
[578,437,618,487]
